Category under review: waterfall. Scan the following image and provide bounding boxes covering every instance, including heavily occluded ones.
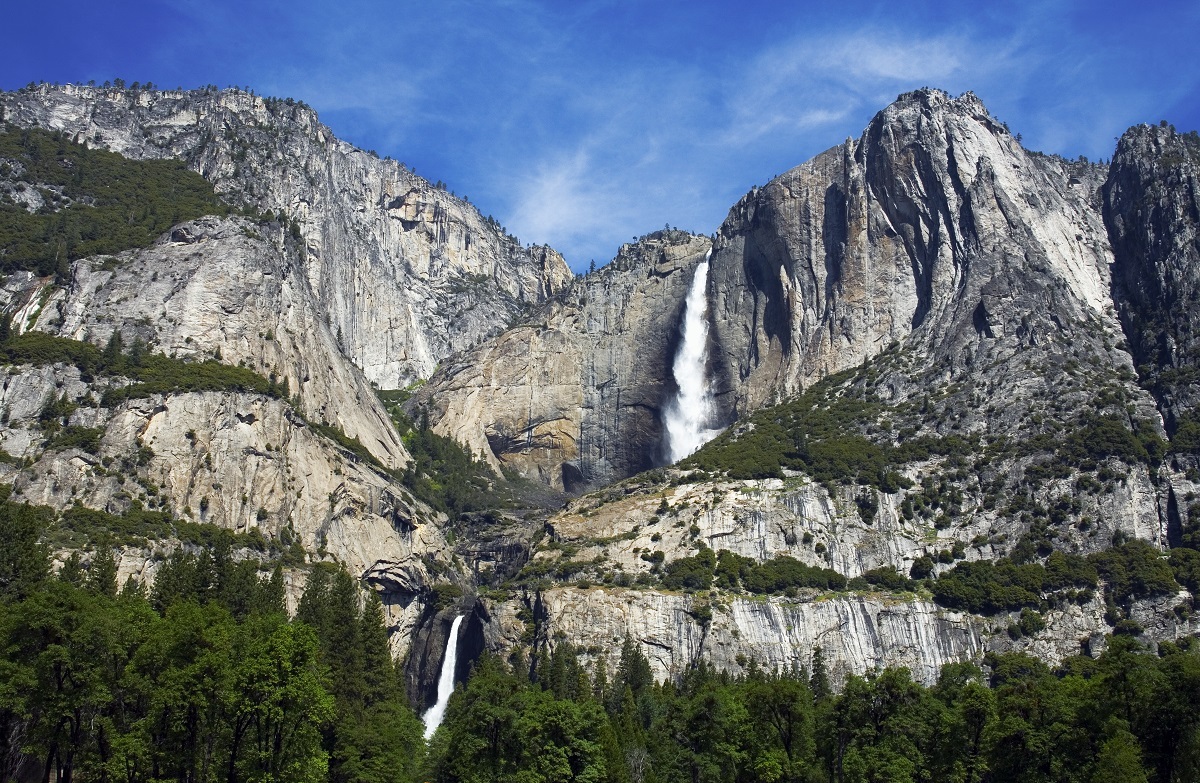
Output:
[664,251,719,463]
[422,615,464,740]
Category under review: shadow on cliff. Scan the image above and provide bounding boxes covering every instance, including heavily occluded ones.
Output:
[404,595,489,710]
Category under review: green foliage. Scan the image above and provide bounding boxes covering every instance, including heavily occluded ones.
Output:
[674,548,849,595]
[42,424,103,453]
[1089,539,1179,608]
[850,566,918,592]
[0,491,51,603]
[297,564,423,783]
[48,499,277,555]
[0,329,281,404]
[430,581,465,609]
[681,365,959,491]
[0,327,103,370]
[432,654,610,783]
[1060,413,1166,466]
[740,554,847,594]
[1169,547,1200,594]
[421,635,1200,783]
[303,417,382,468]
[661,547,716,592]
[0,555,336,783]
[100,352,278,404]
[1169,410,1200,453]
[933,549,1097,614]
[0,124,230,277]
[378,390,501,516]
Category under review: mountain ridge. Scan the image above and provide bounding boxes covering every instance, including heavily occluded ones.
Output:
[1,82,1199,697]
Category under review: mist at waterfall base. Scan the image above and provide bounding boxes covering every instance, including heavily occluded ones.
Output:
[664,253,722,463]
[422,615,464,740]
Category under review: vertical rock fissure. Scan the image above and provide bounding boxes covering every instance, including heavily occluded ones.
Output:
[664,251,720,463]
[422,614,463,740]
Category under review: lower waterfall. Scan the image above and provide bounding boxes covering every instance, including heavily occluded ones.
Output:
[422,615,464,740]
[664,250,719,463]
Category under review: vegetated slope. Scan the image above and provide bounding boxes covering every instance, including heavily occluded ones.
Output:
[0,124,231,276]
[1,82,572,388]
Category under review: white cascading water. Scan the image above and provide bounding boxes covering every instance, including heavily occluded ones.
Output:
[664,250,720,463]
[421,614,464,740]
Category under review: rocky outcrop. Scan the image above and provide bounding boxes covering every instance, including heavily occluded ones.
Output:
[541,468,1162,584]
[0,216,464,664]
[0,362,451,658]
[492,580,1193,688]
[532,588,985,686]
[410,232,713,491]
[1105,123,1200,431]
[0,83,573,388]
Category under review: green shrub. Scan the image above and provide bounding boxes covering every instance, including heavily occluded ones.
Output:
[932,550,1096,615]
[661,548,716,592]
[1089,540,1178,608]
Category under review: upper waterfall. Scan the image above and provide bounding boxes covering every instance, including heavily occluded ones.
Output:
[663,251,720,463]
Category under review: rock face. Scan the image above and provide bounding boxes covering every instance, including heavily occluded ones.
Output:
[492,582,1193,688]
[1105,123,1200,431]
[0,216,459,667]
[529,588,986,687]
[418,90,1133,491]
[489,462,1193,686]
[21,216,407,467]
[708,89,1116,410]
[0,83,573,388]
[411,232,713,491]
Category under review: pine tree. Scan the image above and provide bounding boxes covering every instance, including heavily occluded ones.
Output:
[810,646,831,702]
[87,546,118,597]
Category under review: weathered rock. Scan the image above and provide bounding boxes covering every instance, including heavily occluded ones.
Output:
[11,215,408,467]
[709,89,1117,411]
[0,216,462,665]
[412,232,713,490]
[0,83,573,388]
[489,587,984,687]
[541,468,1162,585]
[1105,123,1200,431]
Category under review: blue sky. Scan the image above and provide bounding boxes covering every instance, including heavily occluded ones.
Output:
[4,0,1199,271]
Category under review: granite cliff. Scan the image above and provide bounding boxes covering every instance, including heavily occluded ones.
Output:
[409,231,713,491]
[0,215,458,669]
[0,83,572,388]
